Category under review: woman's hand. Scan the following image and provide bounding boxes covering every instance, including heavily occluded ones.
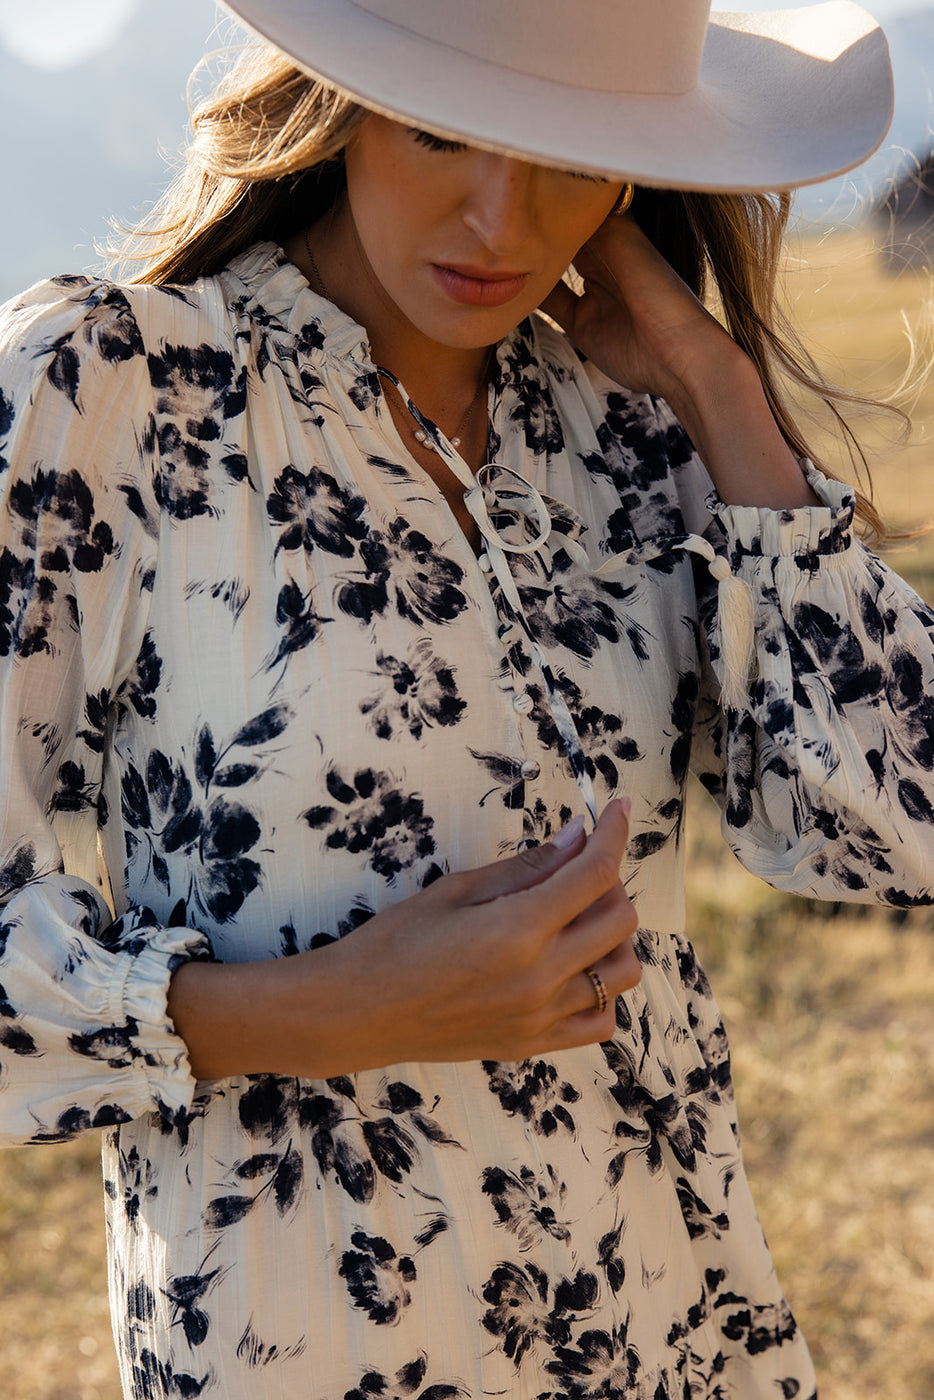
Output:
[542,214,735,405]
[542,216,818,509]
[169,800,641,1079]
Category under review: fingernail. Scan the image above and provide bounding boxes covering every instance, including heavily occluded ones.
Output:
[618,796,631,819]
[552,814,585,849]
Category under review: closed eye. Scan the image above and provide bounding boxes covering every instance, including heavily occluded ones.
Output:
[409,128,468,154]
[409,126,610,183]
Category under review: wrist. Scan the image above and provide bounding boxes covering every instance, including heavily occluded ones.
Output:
[662,336,757,442]
[167,938,400,1082]
[249,942,377,1079]
[664,346,818,510]
[167,952,327,1080]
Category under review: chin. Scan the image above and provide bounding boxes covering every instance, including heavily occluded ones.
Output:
[414,303,536,351]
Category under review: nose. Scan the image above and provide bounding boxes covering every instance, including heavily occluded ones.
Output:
[460,154,538,255]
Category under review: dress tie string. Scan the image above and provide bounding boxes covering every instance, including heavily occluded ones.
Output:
[463,463,757,718]
[463,466,601,826]
[594,533,757,713]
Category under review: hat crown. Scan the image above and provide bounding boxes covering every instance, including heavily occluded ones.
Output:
[349,0,712,95]
[220,0,893,191]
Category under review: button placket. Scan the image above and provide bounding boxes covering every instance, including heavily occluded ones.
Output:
[490,586,542,788]
[469,465,599,826]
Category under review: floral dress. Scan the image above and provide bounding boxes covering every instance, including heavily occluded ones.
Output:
[1,243,932,1400]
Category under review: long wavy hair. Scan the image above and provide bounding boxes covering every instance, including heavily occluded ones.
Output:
[110,41,899,540]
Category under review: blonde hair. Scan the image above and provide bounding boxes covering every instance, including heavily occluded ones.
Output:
[110,46,367,285]
[111,43,897,540]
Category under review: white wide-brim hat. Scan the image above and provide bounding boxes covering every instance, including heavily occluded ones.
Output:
[217,0,893,192]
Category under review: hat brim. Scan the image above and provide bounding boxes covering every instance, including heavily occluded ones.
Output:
[216,0,893,192]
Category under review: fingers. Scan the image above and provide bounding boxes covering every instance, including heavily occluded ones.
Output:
[582,966,609,1016]
[551,878,640,1009]
[475,800,635,997]
[539,277,578,331]
[454,812,588,908]
[544,939,643,1052]
[391,800,637,1063]
[579,934,643,1013]
[512,802,640,1043]
[511,798,631,935]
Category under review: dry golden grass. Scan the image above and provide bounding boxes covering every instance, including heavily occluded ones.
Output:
[0,227,932,1399]
[692,223,934,1399]
[783,224,934,547]
[0,1135,117,1399]
[687,787,934,1400]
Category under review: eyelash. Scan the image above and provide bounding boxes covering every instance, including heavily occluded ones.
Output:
[410,128,467,154]
[408,127,610,183]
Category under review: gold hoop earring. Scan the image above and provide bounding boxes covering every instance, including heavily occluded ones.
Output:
[611,183,635,216]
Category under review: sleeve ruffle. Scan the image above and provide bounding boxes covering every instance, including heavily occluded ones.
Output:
[695,465,934,907]
[0,875,212,1145]
[0,284,215,1144]
[708,462,855,564]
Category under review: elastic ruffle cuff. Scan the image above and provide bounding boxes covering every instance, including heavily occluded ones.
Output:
[111,912,214,1119]
[0,876,211,1143]
[708,463,855,567]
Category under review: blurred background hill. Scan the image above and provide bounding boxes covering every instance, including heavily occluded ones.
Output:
[819,3,934,218]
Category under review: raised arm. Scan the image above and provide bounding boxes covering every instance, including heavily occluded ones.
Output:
[688,462,934,908]
[546,217,934,908]
[542,214,818,510]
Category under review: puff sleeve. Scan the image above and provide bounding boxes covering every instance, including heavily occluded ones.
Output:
[692,459,934,907]
[0,278,210,1145]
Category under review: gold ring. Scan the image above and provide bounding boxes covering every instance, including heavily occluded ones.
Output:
[585,967,608,1014]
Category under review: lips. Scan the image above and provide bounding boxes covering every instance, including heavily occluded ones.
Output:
[431,263,530,308]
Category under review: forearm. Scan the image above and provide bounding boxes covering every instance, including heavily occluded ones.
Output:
[664,345,819,511]
[167,803,641,1081]
[167,946,358,1081]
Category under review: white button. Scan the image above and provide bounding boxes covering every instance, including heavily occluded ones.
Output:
[512,691,534,715]
[478,552,492,573]
[520,760,541,780]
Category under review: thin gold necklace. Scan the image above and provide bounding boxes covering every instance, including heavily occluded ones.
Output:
[404,360,490,453]
[303,228,490,454]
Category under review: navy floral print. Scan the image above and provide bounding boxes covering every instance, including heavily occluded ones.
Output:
[1,242,933,1398]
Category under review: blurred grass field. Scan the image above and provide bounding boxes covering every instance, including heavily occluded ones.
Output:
[1,225,933,1400]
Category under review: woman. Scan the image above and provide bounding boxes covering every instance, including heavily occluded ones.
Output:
[0,1,929,1396]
